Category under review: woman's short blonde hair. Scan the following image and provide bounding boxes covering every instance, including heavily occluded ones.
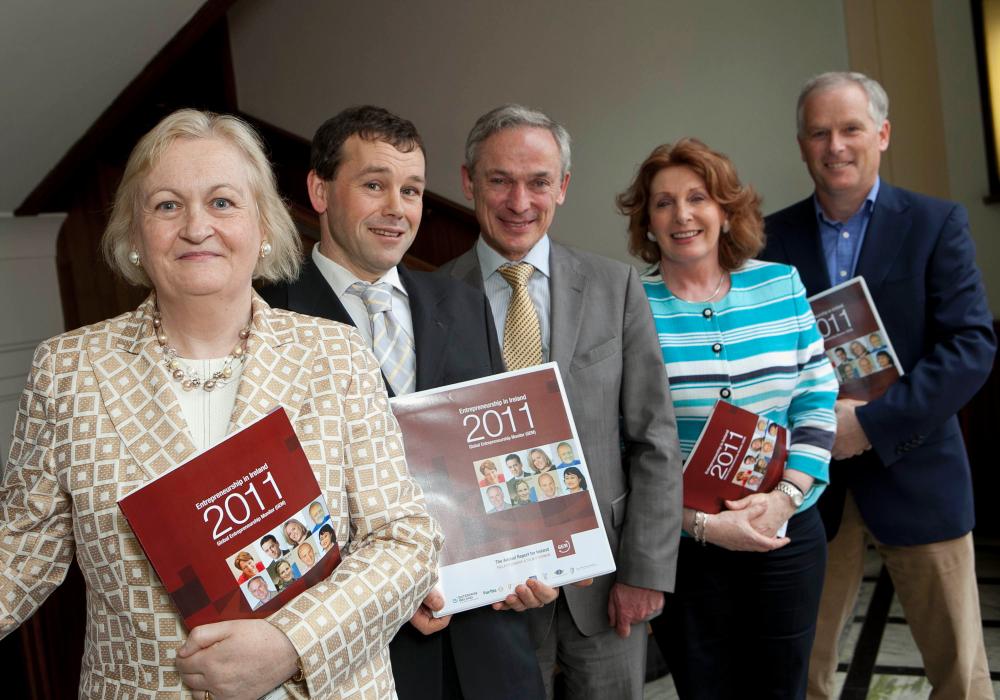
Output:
[616,138,764,271]
[101,109,301,287]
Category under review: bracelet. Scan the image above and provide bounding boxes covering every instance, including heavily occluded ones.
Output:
[780,479,805,497]
[291,657,305,683]
[692,511,709,546]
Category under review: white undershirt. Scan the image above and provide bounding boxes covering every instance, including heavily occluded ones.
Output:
[173,357,244,452]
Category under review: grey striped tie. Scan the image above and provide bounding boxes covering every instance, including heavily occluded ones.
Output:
[346,281,416,395]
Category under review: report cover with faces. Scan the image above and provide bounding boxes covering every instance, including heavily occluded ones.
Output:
[390,363,616,616]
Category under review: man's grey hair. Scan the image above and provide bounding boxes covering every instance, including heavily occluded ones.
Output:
[464,104,571,176]
[796,71,889,136]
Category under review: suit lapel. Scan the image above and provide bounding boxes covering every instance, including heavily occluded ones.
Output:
[287,257,355,326]
[548,243,586,371]
[227,293,314,432]
[400,266,448,391]
[449,249,485,291]
[779,198,830,296]
[854,184,911,296]
[88,296,198,480]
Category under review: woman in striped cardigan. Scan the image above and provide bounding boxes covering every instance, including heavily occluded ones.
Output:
[617,139,838,700]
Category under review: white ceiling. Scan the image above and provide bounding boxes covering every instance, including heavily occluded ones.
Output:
[0,0,206,212]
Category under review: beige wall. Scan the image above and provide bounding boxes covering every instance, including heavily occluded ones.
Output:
[0,214,65,464]
[933,0,1000,314]
[228,0,997,313]
[228,0,845,262]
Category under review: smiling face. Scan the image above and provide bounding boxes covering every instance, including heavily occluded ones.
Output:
[462,127,570,261]
[238,557,257,577]
[515,481,531,503]
[277,561,293,582]
[248,577,269,602]
[557,444,574,464]
[137,137,263,305]
[309,503,324,525]
[506,457,523,477]
[564,471,581,491]
[647,165,727,271]
[798,83,890,212]
[261,538,280,560]
[480,462,498,484]
[298,543,316,567]
[284,521,306,545]
[309,135,425,283]
[487,486,506,510]
[319,530,333,550]
[538,473,557,497]
[530,450,551,472]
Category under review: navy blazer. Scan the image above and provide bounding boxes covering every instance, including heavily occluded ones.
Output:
[763,183,996,546]
[261,257,544,700]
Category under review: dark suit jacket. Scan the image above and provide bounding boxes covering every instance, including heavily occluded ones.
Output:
[763,183,996,545]
[442,240,683,638]
[261,256,544,700]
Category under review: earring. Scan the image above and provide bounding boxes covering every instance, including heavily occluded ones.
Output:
[722,221,731,234]
[128,250,141,266]
[646,231,656,242]
[260,240,272,258]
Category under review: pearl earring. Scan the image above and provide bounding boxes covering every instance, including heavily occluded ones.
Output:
[128,250,141,266]
[722,222,731,234]
[260,241,272,258]
[646,231,656,242]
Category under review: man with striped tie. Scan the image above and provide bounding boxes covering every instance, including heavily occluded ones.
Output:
[260,105,546,700]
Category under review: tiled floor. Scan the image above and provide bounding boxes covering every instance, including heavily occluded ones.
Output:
[644,543,1000,699]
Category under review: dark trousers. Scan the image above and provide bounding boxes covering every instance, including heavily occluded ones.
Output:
[651,505,827,700]
[390,606,545,700]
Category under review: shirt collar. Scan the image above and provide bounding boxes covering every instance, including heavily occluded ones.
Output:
[311,242,408,297]
[813,177,881,226]
[476,234,551,281]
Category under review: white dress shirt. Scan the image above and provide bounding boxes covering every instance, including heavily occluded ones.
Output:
[311,243,415,349]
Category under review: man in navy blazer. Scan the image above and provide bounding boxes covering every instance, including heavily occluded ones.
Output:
[762,72,996,699]
[261,106,545,700]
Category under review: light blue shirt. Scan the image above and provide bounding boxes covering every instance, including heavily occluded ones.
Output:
[476,235,552,362]
[814,178,880,287]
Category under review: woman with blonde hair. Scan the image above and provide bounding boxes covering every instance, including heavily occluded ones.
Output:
[0,109,440,700]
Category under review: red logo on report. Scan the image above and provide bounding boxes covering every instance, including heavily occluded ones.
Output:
[554,537,576,558]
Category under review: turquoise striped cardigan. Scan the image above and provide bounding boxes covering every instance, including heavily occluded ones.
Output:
[642,260,839,513]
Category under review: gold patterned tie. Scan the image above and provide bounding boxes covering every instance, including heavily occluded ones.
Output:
[498,263,542,370]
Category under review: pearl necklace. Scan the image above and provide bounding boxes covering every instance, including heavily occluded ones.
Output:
[152,310,251,392]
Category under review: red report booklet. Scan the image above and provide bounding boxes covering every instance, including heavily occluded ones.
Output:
[808,276,904,401]
[683,401,788,514]
[390,363,616,616]
[118,408,341,629]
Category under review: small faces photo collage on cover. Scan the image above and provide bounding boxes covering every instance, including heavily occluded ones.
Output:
[474,439,589,514]
[225,498,336,610]
[730,418,781,492]
[828,332,895,382]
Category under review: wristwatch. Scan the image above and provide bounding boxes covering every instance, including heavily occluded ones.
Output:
[774,480,804,507]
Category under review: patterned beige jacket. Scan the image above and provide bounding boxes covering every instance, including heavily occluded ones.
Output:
[1,294,442,699]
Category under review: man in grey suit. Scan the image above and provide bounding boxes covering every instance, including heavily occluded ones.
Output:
[442,104,683,700]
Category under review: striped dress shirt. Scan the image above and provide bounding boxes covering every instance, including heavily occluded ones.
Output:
[641,259,838,512]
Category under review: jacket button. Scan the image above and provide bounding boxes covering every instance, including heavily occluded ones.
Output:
[712,343,722,353]
[720,388,731,399]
